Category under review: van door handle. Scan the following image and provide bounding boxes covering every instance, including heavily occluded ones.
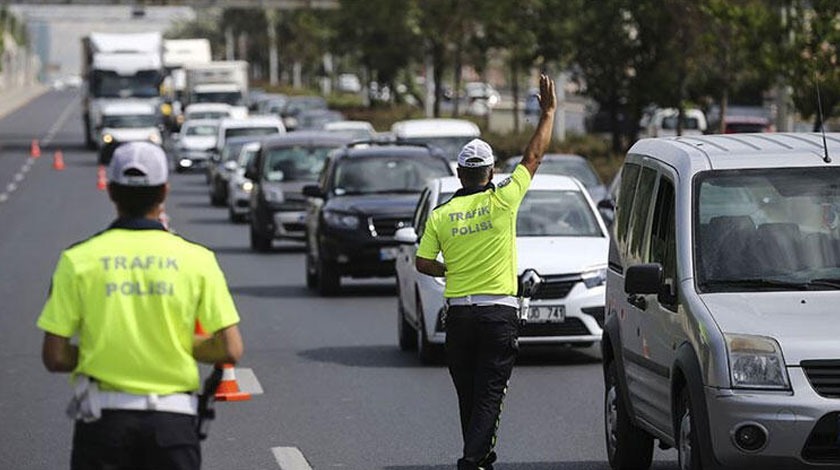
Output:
[627,294,647,310]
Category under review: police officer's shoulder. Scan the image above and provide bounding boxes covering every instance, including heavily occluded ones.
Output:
[63,228,111,254]
[496,176,513,188]
[170,232,216,256]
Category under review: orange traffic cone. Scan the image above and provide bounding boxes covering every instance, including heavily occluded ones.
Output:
[214,363,251,402]
[30,139,41,158]
[52,150,65,171]
[96,165,107,191]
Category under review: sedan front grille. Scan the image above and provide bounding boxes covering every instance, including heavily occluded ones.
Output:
[369,217,411,237]
[518,274,581,300]
[802,360,840,398]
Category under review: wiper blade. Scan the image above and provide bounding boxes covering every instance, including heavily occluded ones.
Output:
[701,278,810,290]
[807,278,840,289]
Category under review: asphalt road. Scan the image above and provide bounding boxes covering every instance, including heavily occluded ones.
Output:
[0,90,677,470]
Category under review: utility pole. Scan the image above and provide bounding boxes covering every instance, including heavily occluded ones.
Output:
[265,8,279,87]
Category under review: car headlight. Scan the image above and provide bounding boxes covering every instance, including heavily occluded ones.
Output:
[581,266,607,288]
[725,334,790,390]
[264,187,284,203]
[323,211,359,230]
[102,133,113,144]
[240,180,253,192]
[148,133,162,145]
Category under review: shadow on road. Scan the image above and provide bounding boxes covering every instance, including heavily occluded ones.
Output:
[384,462,676,470]
[229,284,311,298]
[298,344,424,368]
[515,345,602,366]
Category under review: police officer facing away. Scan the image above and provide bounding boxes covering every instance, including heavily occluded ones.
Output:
[415,74,556,470]
[38,141,244,470]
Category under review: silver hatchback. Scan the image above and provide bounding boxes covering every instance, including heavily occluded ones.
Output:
[604,133,840,469]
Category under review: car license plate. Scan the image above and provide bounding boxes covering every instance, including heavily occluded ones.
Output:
[527,305,565,322]
[379,247,400,261]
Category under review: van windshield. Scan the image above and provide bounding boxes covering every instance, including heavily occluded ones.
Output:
[695,168,840,292]
[263,146,335,182]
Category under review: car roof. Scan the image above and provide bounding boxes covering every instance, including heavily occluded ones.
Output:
[180,119,218,128]
[324,120,375,131]
[185,103,231,112]
[260,131,354,148]
[219,116,283,128]
[391,118,480,138]
[339,144,444,160]
[435,173,585,194]
[224,135,264,146]
[101,101,156,115]
[628,132,840,173]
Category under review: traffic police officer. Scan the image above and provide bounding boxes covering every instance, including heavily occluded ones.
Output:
[37,141,244,470]
[415,74,556,470]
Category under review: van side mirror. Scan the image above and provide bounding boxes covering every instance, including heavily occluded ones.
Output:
[394,227,417,245]
[625,264,663,295]
[598,199,616,226]
[303,184,324,199]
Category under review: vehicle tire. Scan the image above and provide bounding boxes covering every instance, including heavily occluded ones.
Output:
[210,181,225,207]
[84,116,96,150]
[678,388,704,470]
[229,207,245,224]
[397,283,417,351]
[416,293,442,364]
[305,247,317,290]
[317,256,340,296]
[604,360,654,470]
[250,224,272,252]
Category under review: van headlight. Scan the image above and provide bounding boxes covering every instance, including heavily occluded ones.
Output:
[581,266,607,288]
[725,334,790,390]
[102,133,114,144]
[323,211,359,230]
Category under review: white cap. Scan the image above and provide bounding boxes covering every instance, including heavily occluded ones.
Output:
[108,142,168,186]
[457,138,495,168]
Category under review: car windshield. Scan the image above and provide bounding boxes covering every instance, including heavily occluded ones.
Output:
[334,157,451,195]
[263,146,335,182]
[222,142,247,161]
[438,190,602,237]
[695,168,840,292]
[225,127,278,139]
[184,124,217,136]
[518,190,602,237]
[193,91,243,106]
[92,70,161,98]
[102,114,158,128]
[398,136,475,161]
[187,111,227,120]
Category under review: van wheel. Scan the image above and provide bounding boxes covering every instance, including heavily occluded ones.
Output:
[678,388,703,470]
[317,255,340,296]
[397,284,417,351]
[250,225,272,252]
[416,293,442,364]
[305,249,317,290]
[605,361,654,470]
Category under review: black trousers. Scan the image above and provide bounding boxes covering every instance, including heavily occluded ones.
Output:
[445,304,519,470]
[71,410,200,470]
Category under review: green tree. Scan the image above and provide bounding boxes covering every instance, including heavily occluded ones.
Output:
[784,0,840,130]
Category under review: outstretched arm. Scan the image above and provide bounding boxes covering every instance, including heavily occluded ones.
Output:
[520,74,557,177]
[416,256,446,278]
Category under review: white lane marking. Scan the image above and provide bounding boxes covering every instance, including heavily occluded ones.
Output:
[234,367,264,395]
[0,93,77,208]
[272,447,313,470]
[41,94,78,146]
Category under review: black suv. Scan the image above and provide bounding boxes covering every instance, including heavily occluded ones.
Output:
[304,142,453,295]
[244,131,354,251]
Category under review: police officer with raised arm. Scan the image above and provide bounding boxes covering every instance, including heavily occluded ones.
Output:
[415,74,556,470]
[37,141,244,470]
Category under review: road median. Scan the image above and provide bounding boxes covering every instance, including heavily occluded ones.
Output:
[0,84,49,120]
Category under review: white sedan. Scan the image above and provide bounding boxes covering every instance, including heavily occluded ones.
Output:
[394,173,608,363]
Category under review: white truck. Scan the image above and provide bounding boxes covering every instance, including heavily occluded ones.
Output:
[163,39,212,129]
[81,32,164,149]
[183,61,249,119]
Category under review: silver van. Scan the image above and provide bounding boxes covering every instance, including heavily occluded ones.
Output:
[604,133,840,470]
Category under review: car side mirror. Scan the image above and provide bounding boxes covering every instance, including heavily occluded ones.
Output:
[394,227,417,245]
[625,264,663,295]
[224,160,238,172]
[302,184,324,199]
[598,199,616,226]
